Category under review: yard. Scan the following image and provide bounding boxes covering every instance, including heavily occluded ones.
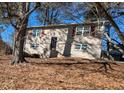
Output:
[0,55,124,89]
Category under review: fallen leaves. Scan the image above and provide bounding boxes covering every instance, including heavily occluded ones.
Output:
[0,55,124,89]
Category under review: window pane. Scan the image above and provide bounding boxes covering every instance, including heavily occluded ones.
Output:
[30,43,38,49]
[75,43,88,51]
[77,27,83,31]
[83,26,90,36]
[75,44,81,49]
[84,26,90,30]
[82,44,87,50]
[76,31,82,35]
[76,26,83,35]
[32,29,40,37]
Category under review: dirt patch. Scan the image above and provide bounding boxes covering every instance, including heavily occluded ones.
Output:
[0,55,124,89]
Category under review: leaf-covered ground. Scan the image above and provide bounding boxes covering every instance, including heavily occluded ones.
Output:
[0,55,124,89]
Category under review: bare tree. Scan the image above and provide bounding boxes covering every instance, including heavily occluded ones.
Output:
[0,2,41,64]
[95,2,124,45]
[37,2,87,25]
[37,2,64,25]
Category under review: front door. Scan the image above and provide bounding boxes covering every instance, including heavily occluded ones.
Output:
[50,37,58,58]
[50,37,57,50]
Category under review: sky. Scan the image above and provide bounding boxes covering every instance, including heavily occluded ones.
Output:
[1,25,14,46]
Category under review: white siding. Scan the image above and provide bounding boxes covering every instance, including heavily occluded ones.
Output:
[24,25,104,59]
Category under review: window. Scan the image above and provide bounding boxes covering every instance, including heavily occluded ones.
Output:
[84,26,90,31]
[76,26,91,36]
[32,29,40,37]
[81,44,87,50]
[76,26,83,35]
[83,26,91,36]
[75,43,88,51]
[75,43,82,49]
[30,43,39,49]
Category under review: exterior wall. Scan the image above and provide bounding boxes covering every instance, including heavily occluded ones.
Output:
[24,24,104,59]
[71,25,103,59]
[24,28,68,57]
[71,36,101,59]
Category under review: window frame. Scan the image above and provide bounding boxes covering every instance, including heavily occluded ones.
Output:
[32,29,40,37]
[76,26,91,36]
[75,26,84,35]
[75,43,82,50]
[75,43,88,51]
[30,43,39,49]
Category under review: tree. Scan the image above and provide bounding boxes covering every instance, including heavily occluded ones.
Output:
[37,2,64,25]
[37,2,86,25]
[83,3,124,52]
[61,2,86,23]
[0,2,41,64]
[95,2,124,45]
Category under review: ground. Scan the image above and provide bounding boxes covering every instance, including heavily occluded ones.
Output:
[0,55,124,89]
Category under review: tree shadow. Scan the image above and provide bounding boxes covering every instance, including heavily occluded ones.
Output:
[28,58,118,75]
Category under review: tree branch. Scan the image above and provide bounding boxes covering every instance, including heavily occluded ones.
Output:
[16,3,41,41]
[104,32,124,54]
[95,2,124,45]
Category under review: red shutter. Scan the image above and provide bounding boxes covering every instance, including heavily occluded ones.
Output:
[41,31,46,37]
[72,27,76,37]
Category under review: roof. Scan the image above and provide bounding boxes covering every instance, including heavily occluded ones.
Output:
[28,21,109,30]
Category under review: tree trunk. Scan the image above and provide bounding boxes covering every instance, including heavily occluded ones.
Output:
[12,42,24,64]
[11,3,29,64]
[11,21,28,64]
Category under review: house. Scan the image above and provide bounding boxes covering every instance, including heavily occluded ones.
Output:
[24,21,108,59]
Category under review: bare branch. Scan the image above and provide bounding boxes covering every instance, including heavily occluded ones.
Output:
[95,2,124,45]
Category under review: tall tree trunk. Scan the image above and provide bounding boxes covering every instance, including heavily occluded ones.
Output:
[11,3,29,64]
[11,19,28,64]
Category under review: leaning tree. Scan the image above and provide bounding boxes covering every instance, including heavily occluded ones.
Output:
[84,2,124,72]
[82,2,124,56]
[94,3,124,57]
